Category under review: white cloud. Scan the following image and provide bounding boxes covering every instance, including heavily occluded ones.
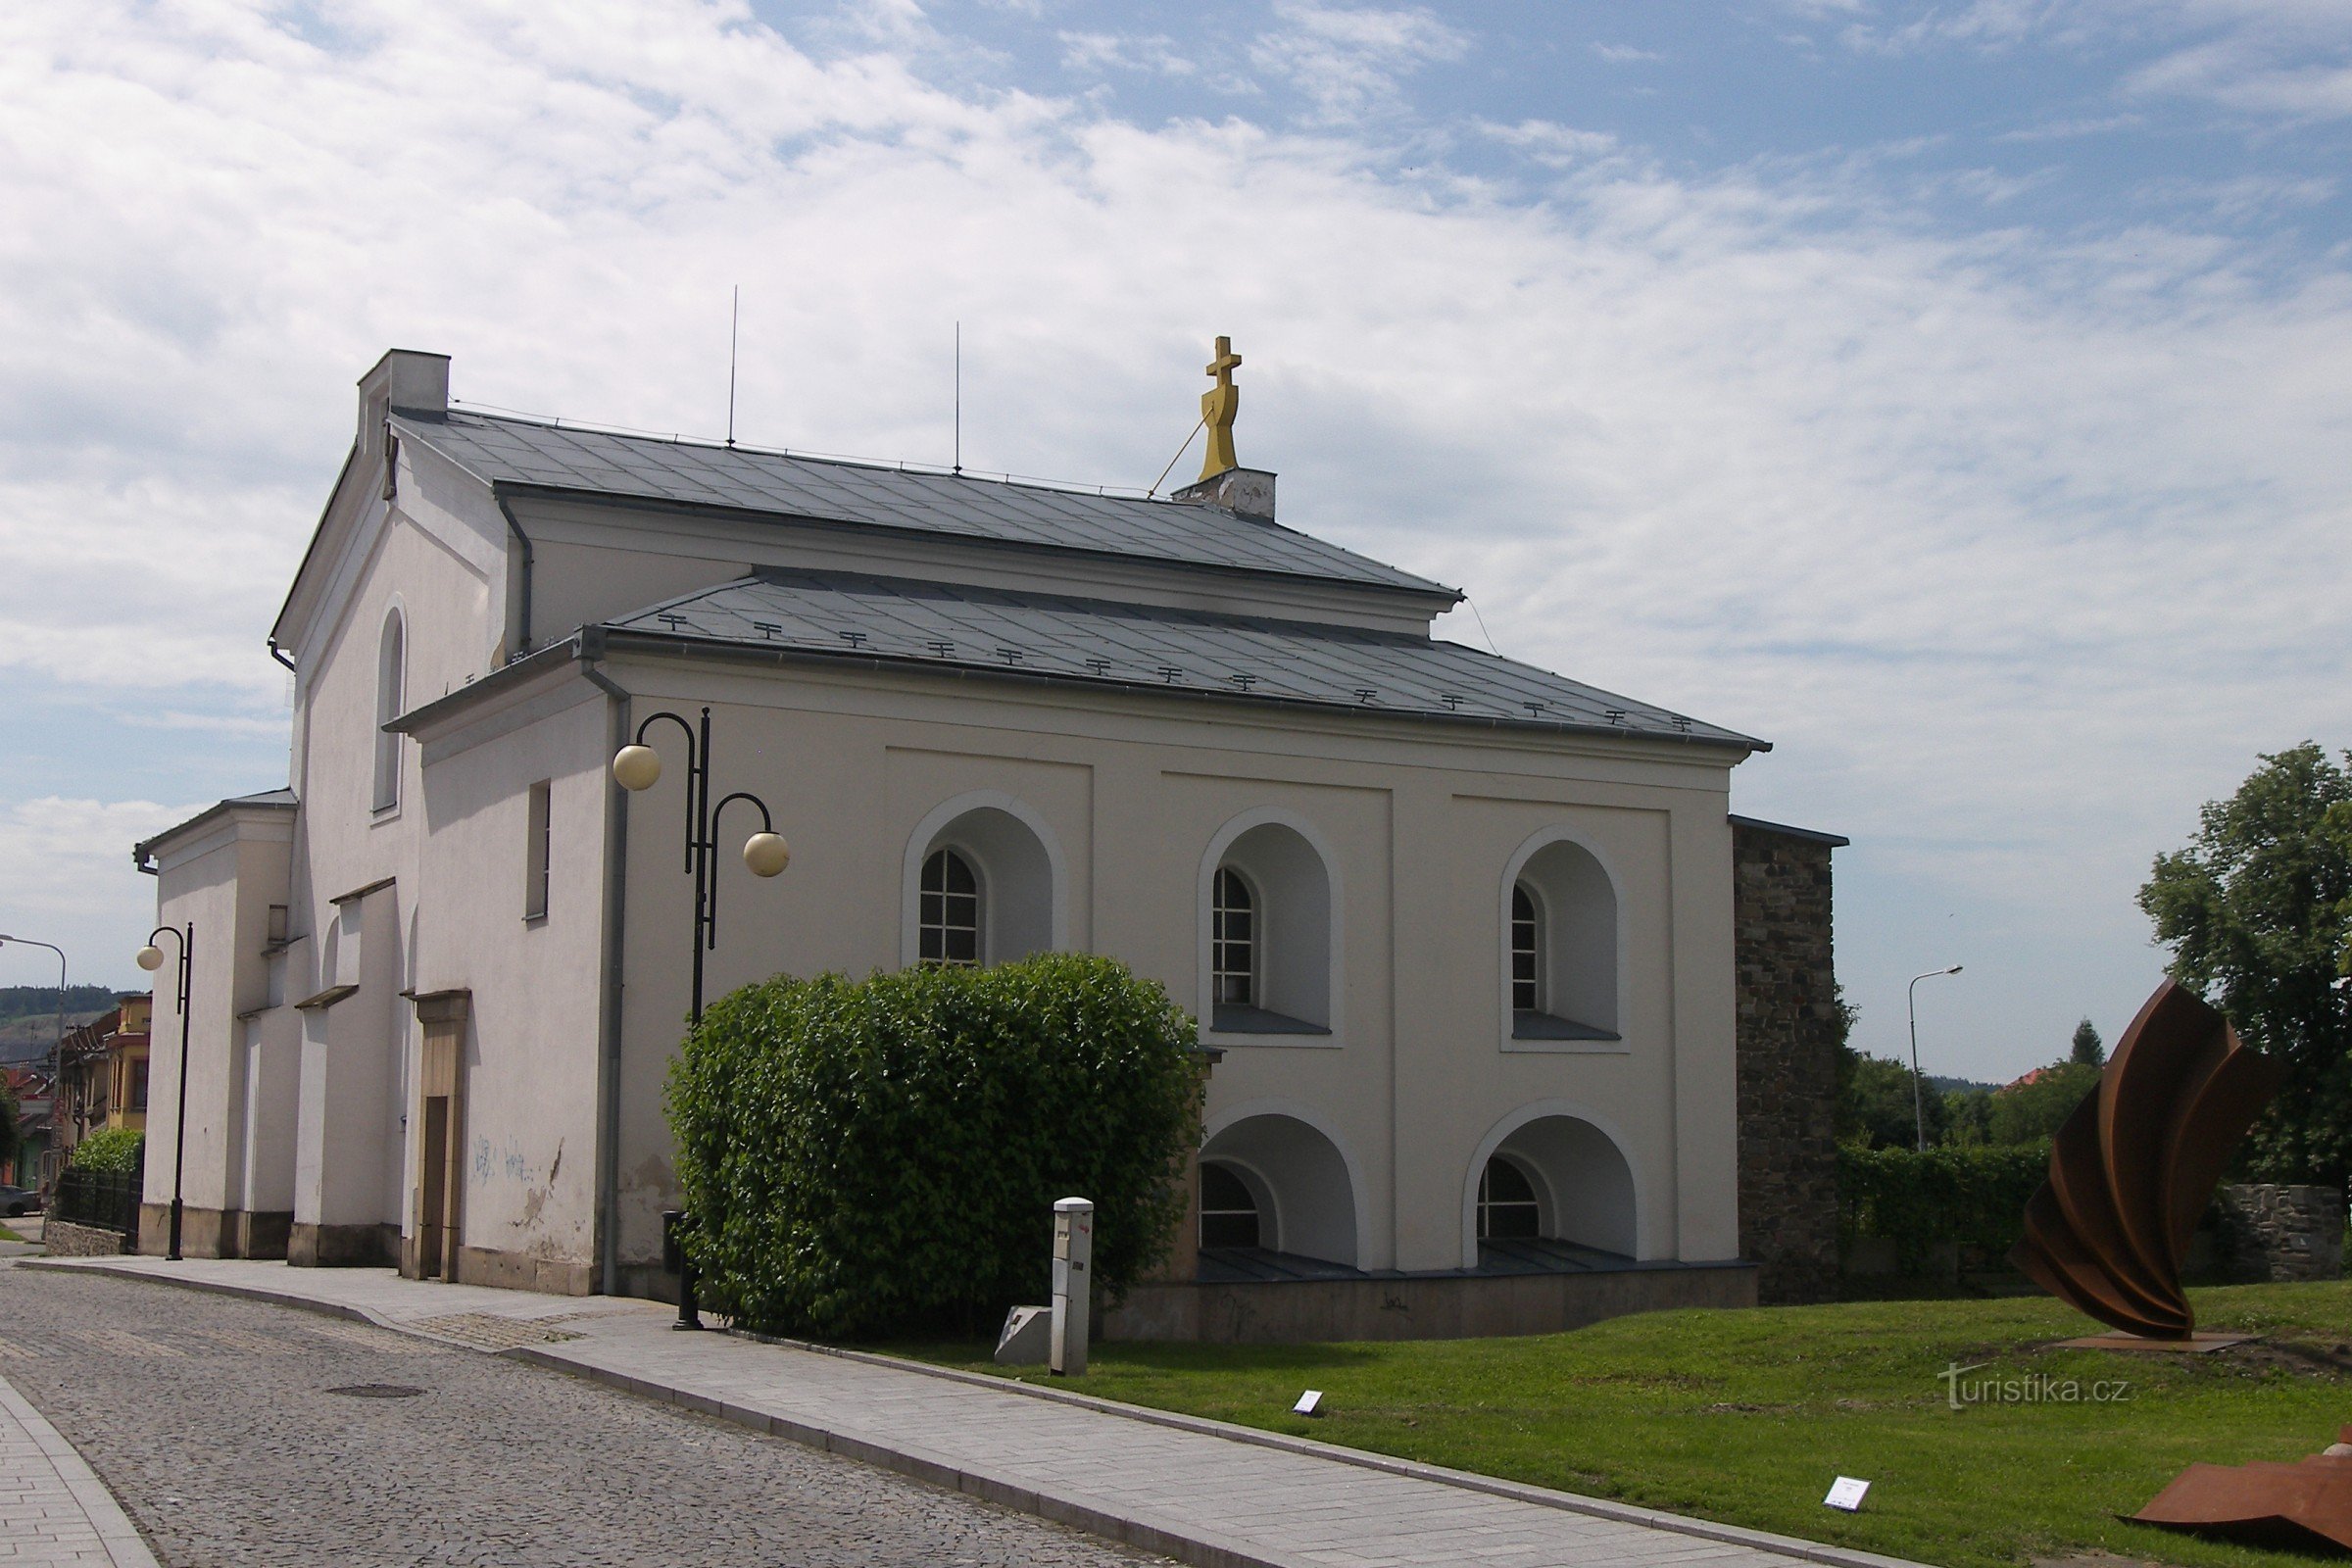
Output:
[0,0,2347,1060]
[1591,43,1662,65]
[0,798,203,990]
[1811,0,2352,119]
[1059,30,1197,79]
[1247,1,1469,122]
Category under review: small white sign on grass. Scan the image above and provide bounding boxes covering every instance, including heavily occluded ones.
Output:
[1824,1477,1870,1512]
[1293,1390,1324,1417]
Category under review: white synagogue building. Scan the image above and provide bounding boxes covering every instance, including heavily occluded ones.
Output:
[131,346,1844,1339]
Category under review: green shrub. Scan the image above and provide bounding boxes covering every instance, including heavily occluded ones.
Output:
[1838,1142,2050,1273]
[665,953,1204,1340]
[70,1127,144,1175]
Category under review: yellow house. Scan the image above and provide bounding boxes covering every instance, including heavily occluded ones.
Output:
[104,995,151,1133]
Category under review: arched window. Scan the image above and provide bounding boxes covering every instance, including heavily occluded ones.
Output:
[918,848,979,966]
[1211,867,1256,1007]
[1477,1155,1541,1241]
[903,795,1062,969]
[1510,882,1543,1013]
[1203,817,1335,1037]
[1504,837,1619,1043]
[372,610,405,812]
[1198,1161,1260,1250]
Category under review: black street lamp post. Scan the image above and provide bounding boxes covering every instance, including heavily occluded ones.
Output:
[137,923,194,1261]
[612,705,788,1328]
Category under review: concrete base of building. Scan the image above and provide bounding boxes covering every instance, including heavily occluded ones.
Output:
[1103,1260,1759,1344]
[287,1221,398,1268]
[43,1219,133,1258]
[132,1205,294,1260]
[456,1244,595,1296]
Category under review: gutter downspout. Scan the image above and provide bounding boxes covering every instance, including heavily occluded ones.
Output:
[494,488,535,660]
[267,639,297,674]
[576,627,631,1297]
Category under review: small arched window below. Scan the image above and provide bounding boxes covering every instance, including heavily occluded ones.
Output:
[1199,1160,1261,1250]
[1477,1155,1542,1241]
[918,849,979,966]
[1211,867,1255,1007]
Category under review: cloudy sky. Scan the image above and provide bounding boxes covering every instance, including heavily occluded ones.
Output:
[3,0,2347,1079]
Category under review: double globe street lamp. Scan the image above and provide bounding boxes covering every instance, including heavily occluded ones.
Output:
[612,705,788,1330]
[135,923,195,1262]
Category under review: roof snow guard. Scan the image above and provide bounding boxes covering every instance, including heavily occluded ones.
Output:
[393,410,1454,600]
[604,569,1761,748]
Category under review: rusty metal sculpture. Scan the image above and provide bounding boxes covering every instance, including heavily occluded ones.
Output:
[2009,979,2281,1340]
[2132,1428,2352,1552]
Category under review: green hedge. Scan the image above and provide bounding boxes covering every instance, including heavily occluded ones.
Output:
[1838,1143,2050,1273]
[665,954,1203,1340]
[69,1127,144,1175]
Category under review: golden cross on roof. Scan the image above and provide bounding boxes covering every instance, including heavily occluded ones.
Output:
[1199,334,1242,482]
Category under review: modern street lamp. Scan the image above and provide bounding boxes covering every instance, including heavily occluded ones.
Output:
[0,936,67,1192]
[1907,964,1964,1153]
[612,706,787,1334]
[612,706,790,1025]
[136,923,193,1262]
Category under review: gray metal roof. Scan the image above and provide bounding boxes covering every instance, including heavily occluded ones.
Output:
[393,410,1455,599]
[605,569,1760,748]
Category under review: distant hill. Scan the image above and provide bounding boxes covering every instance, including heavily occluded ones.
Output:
[1928,1073,2000,1096]
[0,986,130,1064]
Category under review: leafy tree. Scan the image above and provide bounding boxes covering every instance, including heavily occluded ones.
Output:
[2138,743,2352,1191]
[1942,1087,1994,1147]
[2069,1017,2104,1066]
[1987,1061,2101,1146]
[1839,1051,1949,1150]
[69,1127,143,1174]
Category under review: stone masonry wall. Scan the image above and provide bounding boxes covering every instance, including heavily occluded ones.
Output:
[42,1219,131,1257]
[2216,1183,2345,1283]
[1733,821,1843,1305]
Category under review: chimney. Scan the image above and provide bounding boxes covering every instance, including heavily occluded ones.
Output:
[356,349,450,459]
[1172,466,1278,522]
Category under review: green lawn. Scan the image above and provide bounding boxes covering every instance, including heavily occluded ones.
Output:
[890,1282,2352,1568]
[0,1223,22,1244]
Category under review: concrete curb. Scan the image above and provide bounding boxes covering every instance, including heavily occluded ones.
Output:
[0,1367,163,1567]
[24,1258,1921,1568]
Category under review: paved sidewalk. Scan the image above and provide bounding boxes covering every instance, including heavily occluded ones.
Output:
[0,1366,159,1566]
[26,1256,1918,1568]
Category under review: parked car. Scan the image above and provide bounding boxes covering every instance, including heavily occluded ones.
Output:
[0,1185,37,1218]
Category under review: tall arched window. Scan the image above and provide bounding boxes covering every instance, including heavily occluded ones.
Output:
[1503,836,1619,1044]
[1510,883,1543,1013]
[1477,1155,1541,1241]
[1202,816,1335,1037]
[918,848,980,966]
[1211,867,1256,1007]
[372,610,405,812]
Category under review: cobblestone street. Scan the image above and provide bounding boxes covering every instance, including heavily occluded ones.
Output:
[0,1262,1172,1567]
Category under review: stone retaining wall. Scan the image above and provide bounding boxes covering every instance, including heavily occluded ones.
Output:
[1732,819,1843,1305]
[42,1218,131,1257]
[2217,1183,2345,1283]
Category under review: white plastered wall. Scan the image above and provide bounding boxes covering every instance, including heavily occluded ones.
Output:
[591,652,1743,1282]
